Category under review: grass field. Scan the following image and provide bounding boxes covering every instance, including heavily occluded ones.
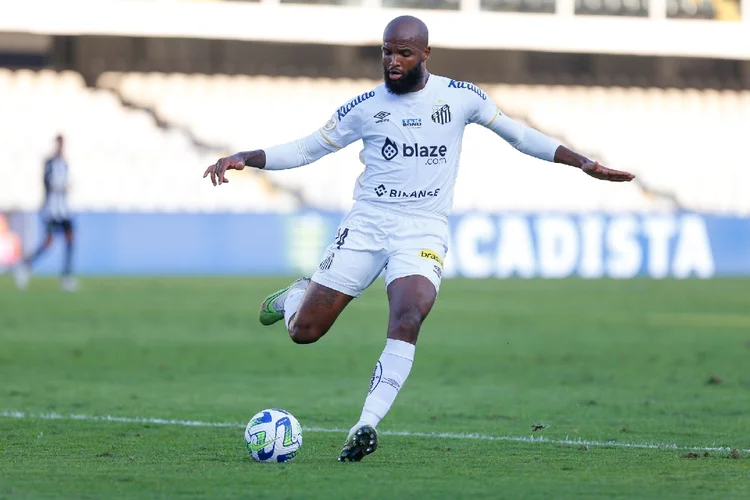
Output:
[1,276,750,499]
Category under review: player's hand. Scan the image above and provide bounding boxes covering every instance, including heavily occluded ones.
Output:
[203,153,246,186]
[581,161,635,182]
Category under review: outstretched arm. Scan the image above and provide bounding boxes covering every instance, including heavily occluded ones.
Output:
[203,131,332,186]
[486,112,635,182]
[204,93,366,186]
[553,145,635,182]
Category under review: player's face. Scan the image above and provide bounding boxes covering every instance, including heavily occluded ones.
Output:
[382,41,426,95]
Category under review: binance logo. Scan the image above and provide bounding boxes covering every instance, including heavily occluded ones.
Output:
[419,249,443,268]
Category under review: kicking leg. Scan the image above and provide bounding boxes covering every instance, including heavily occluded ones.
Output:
[288,281,354,344]
[339,275,437,462]
[259,278,354,344]
[259,215,385,344]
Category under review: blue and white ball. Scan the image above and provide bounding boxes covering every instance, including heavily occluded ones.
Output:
[244,408,303,463]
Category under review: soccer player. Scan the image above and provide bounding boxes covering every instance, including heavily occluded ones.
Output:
[14,134,78,292]
[203,16,634,462]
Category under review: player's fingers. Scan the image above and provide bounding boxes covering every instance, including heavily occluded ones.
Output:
[609,170,634,179]
[603,165,633,177]
[609,174,633,182]
[604,166,629,175]
[210,166,217,186]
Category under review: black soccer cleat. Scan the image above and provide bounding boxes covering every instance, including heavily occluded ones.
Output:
[338,424,379,462]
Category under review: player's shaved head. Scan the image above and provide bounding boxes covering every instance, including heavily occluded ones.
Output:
[383,15,429,50]
[381,16,431,95]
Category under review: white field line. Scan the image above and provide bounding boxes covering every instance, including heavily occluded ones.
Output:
[2,410,748,454]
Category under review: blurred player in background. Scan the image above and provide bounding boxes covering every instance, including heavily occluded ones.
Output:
[14,134,78,292]
[204,15,634,462]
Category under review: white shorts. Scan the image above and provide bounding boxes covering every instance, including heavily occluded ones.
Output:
[311,201,449,298]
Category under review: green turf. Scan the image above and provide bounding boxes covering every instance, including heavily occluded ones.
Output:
[1,277,749,499]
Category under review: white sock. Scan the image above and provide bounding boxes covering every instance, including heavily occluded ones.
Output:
[283,288,305,330]
[353,339,415,432]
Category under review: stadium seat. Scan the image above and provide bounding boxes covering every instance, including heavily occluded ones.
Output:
[0,69,295,214]
[3,68,747,216]
[94,71,750,215]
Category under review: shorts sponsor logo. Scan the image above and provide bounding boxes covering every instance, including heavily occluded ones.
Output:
[420,249,444,267]
[433,265,442,278]
[337,91,375,120]
[374,111,390,123]
[402,118,422,128]
[334,227,349,249]
[448,79,488,100]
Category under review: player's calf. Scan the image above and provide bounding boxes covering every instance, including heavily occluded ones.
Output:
[287,282,353,344]
[386,275,437,344]
[386,307,423,344]
[339,276,436,461]
[288,318,329,344]
[260,279,353,344]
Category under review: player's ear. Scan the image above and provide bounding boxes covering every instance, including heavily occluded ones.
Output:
[422,46,431,63]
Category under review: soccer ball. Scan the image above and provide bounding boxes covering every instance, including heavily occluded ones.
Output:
[244,408,303,463]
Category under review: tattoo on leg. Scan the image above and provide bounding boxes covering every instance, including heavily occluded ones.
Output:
[307,285,339,308]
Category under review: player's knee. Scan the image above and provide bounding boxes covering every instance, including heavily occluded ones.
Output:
[288,316,328,345]
[389,307,424,343]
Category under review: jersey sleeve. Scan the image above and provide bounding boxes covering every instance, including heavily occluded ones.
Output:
[462,82,501,128]
[313,93,368,152]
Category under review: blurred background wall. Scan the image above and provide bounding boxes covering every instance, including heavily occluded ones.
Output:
[1,0,748,278]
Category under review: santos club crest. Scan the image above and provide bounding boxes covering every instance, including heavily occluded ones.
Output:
[431,102,451,125]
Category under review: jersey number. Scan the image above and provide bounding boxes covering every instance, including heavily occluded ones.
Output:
[335,228,349,249]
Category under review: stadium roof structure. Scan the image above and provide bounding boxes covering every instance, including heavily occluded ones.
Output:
[2,0,750,61]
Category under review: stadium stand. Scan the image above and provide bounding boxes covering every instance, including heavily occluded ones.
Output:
[0,68,297,214]
[2,67,748,216]
[96,71,750,215]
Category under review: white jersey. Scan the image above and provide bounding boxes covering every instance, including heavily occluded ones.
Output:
[315,75,500,218]
[43,156,71,220]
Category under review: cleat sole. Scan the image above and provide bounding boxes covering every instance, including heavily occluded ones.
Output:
[338,425,378,462]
